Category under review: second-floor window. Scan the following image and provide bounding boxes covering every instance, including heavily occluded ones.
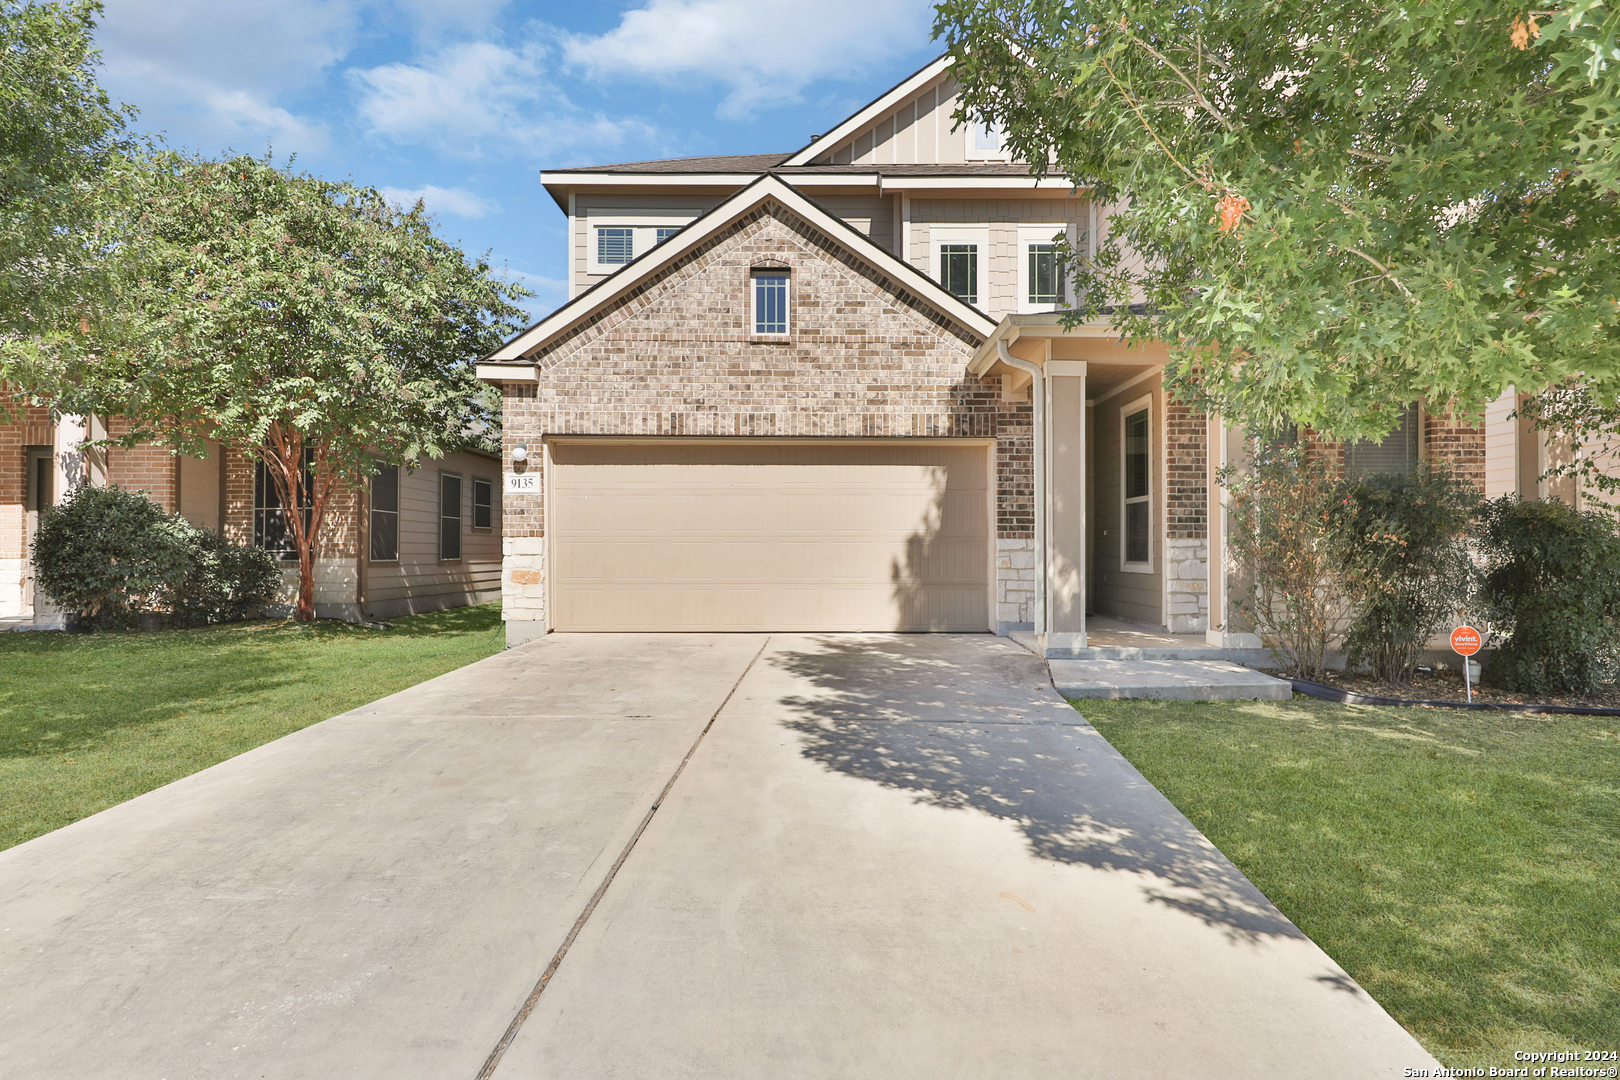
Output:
[939,243,978,306]
[655,226,681,244]
[752,271,789,335]
[597,227,634,265]
[1028,244,1063,305]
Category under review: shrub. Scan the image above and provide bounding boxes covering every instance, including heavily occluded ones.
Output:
[1219,441,1356,680]
[31,484,279,629]
[1474,496,1620,694]
[1341,466,1480,683]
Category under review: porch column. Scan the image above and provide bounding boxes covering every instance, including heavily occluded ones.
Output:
[1046,360,1087,653]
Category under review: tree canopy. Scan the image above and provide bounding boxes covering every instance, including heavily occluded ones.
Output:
[938,0,1620,439]
[30,152,530,619]
[0,0,130,336]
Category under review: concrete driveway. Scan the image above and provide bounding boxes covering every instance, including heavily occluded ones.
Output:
[0,633,1438,1078]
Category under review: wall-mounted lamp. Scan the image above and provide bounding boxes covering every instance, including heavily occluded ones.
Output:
[511,443,529,464]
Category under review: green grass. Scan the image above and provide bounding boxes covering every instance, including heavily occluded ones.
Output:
[1075,696,1620,1068]
[0,603,506,852]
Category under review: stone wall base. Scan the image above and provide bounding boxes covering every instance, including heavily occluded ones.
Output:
[995,537,1036,635]
[1164,538,1209,634]
[502,536,546,626]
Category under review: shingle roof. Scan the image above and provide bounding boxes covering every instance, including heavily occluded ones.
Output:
[556,157,1051,179]
[564,153,795,174]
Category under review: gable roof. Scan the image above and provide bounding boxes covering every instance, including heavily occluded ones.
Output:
[780,55,954,168]
[566,152,794,174]
[478,173,998,370]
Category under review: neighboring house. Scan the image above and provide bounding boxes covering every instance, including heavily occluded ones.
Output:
[0,404,502,625]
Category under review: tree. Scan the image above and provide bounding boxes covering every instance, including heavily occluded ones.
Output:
[35,152,529,620]
[0,0,131,340]
[937,0,1620,441]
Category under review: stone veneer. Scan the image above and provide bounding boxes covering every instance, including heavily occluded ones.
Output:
[494,197,1037,634]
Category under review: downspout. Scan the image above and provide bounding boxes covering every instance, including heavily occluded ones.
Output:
[998,341,1046,639]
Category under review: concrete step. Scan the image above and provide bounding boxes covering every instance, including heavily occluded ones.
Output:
[1050,659,1293,701]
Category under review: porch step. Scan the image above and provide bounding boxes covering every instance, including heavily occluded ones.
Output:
[1049,659,1293,702]
[1008,629,1272,665]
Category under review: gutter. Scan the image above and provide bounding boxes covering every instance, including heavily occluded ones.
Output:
[997,340,1046,639]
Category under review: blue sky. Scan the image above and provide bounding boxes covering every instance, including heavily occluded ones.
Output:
[91,0,944,320]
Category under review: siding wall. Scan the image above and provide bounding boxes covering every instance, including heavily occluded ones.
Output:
[814,74,969,166]
[1483,390,1519,498]
[362,449,502,621]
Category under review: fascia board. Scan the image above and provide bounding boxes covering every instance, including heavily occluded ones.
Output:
[781,55,955,167]
[476,363,537,382]
[881,176,1087,192]
[487,173,995,364]
[967,315,1129,374]
[544,171,882,189]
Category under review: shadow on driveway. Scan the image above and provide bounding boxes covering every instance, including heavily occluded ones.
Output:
[767,636,1309,947]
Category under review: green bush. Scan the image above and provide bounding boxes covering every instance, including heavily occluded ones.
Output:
[1474,497,1620,694]
[30,484,280,630]
[1341,466,1480,683]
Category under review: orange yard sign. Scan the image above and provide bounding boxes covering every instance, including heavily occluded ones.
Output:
[1451,626,1482,656]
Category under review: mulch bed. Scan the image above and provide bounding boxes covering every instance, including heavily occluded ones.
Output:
[1264,666,1620,711]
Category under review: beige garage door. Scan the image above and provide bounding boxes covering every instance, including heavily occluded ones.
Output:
[549,440,990,632]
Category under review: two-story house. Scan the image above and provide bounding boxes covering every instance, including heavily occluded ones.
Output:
[475,55,1586,655]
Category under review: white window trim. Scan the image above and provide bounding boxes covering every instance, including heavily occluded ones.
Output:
[1120,393,1154,574]
[1017,224,1074,313]
[585,213,699,274]
[964,118,1011,162]
[749,268,791,339]
[929,226,990,310]
[471,474,495,532]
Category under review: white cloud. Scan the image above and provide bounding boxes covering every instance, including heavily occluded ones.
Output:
[562,0,936,119]
[349,40,656,158]
[493,265,568,318]
[380,184,500,219]
[95,0,358,153]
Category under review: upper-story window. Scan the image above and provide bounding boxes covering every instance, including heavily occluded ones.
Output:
[586,215,698,274]
[752,270,790,336]
[1019,225,1071,311]
[967,117,1010,162]
[940,244,978,306]
[597,227,635,266]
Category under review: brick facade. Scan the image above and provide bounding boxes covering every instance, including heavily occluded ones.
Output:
[496,198,1037,629]
[1164,399,1209,633]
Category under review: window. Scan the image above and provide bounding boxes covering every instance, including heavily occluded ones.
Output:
[655,226,681,244]
[439,472,462,561]
[752,271,789,335]
[370,464,399,562]
[472,477,493,530]
[1123,403,1151,569]
[25,447,52,513]
[972,119,1001,153]
[597,227,634,266]
[939,243,978,305]
[1027,244,1064,305]
[254,449,313,561]
[1346,403,1421,475]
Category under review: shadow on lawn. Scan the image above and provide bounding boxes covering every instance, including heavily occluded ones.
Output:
[767,636,1308,945]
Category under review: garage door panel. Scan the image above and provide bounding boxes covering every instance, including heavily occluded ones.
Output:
[550,441,990,632]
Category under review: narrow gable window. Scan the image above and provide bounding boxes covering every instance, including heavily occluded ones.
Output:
[753,270,789,336]
[1027,243,1063,305]
[370,463,399,562]
[597,227,634,265]
[940,243,978,305]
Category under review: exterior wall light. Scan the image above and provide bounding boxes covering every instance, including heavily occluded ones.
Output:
[511,443,529,464]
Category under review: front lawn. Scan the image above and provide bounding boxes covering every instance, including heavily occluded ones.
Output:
[1077,697,1620,1070]
[0,603,506,852]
